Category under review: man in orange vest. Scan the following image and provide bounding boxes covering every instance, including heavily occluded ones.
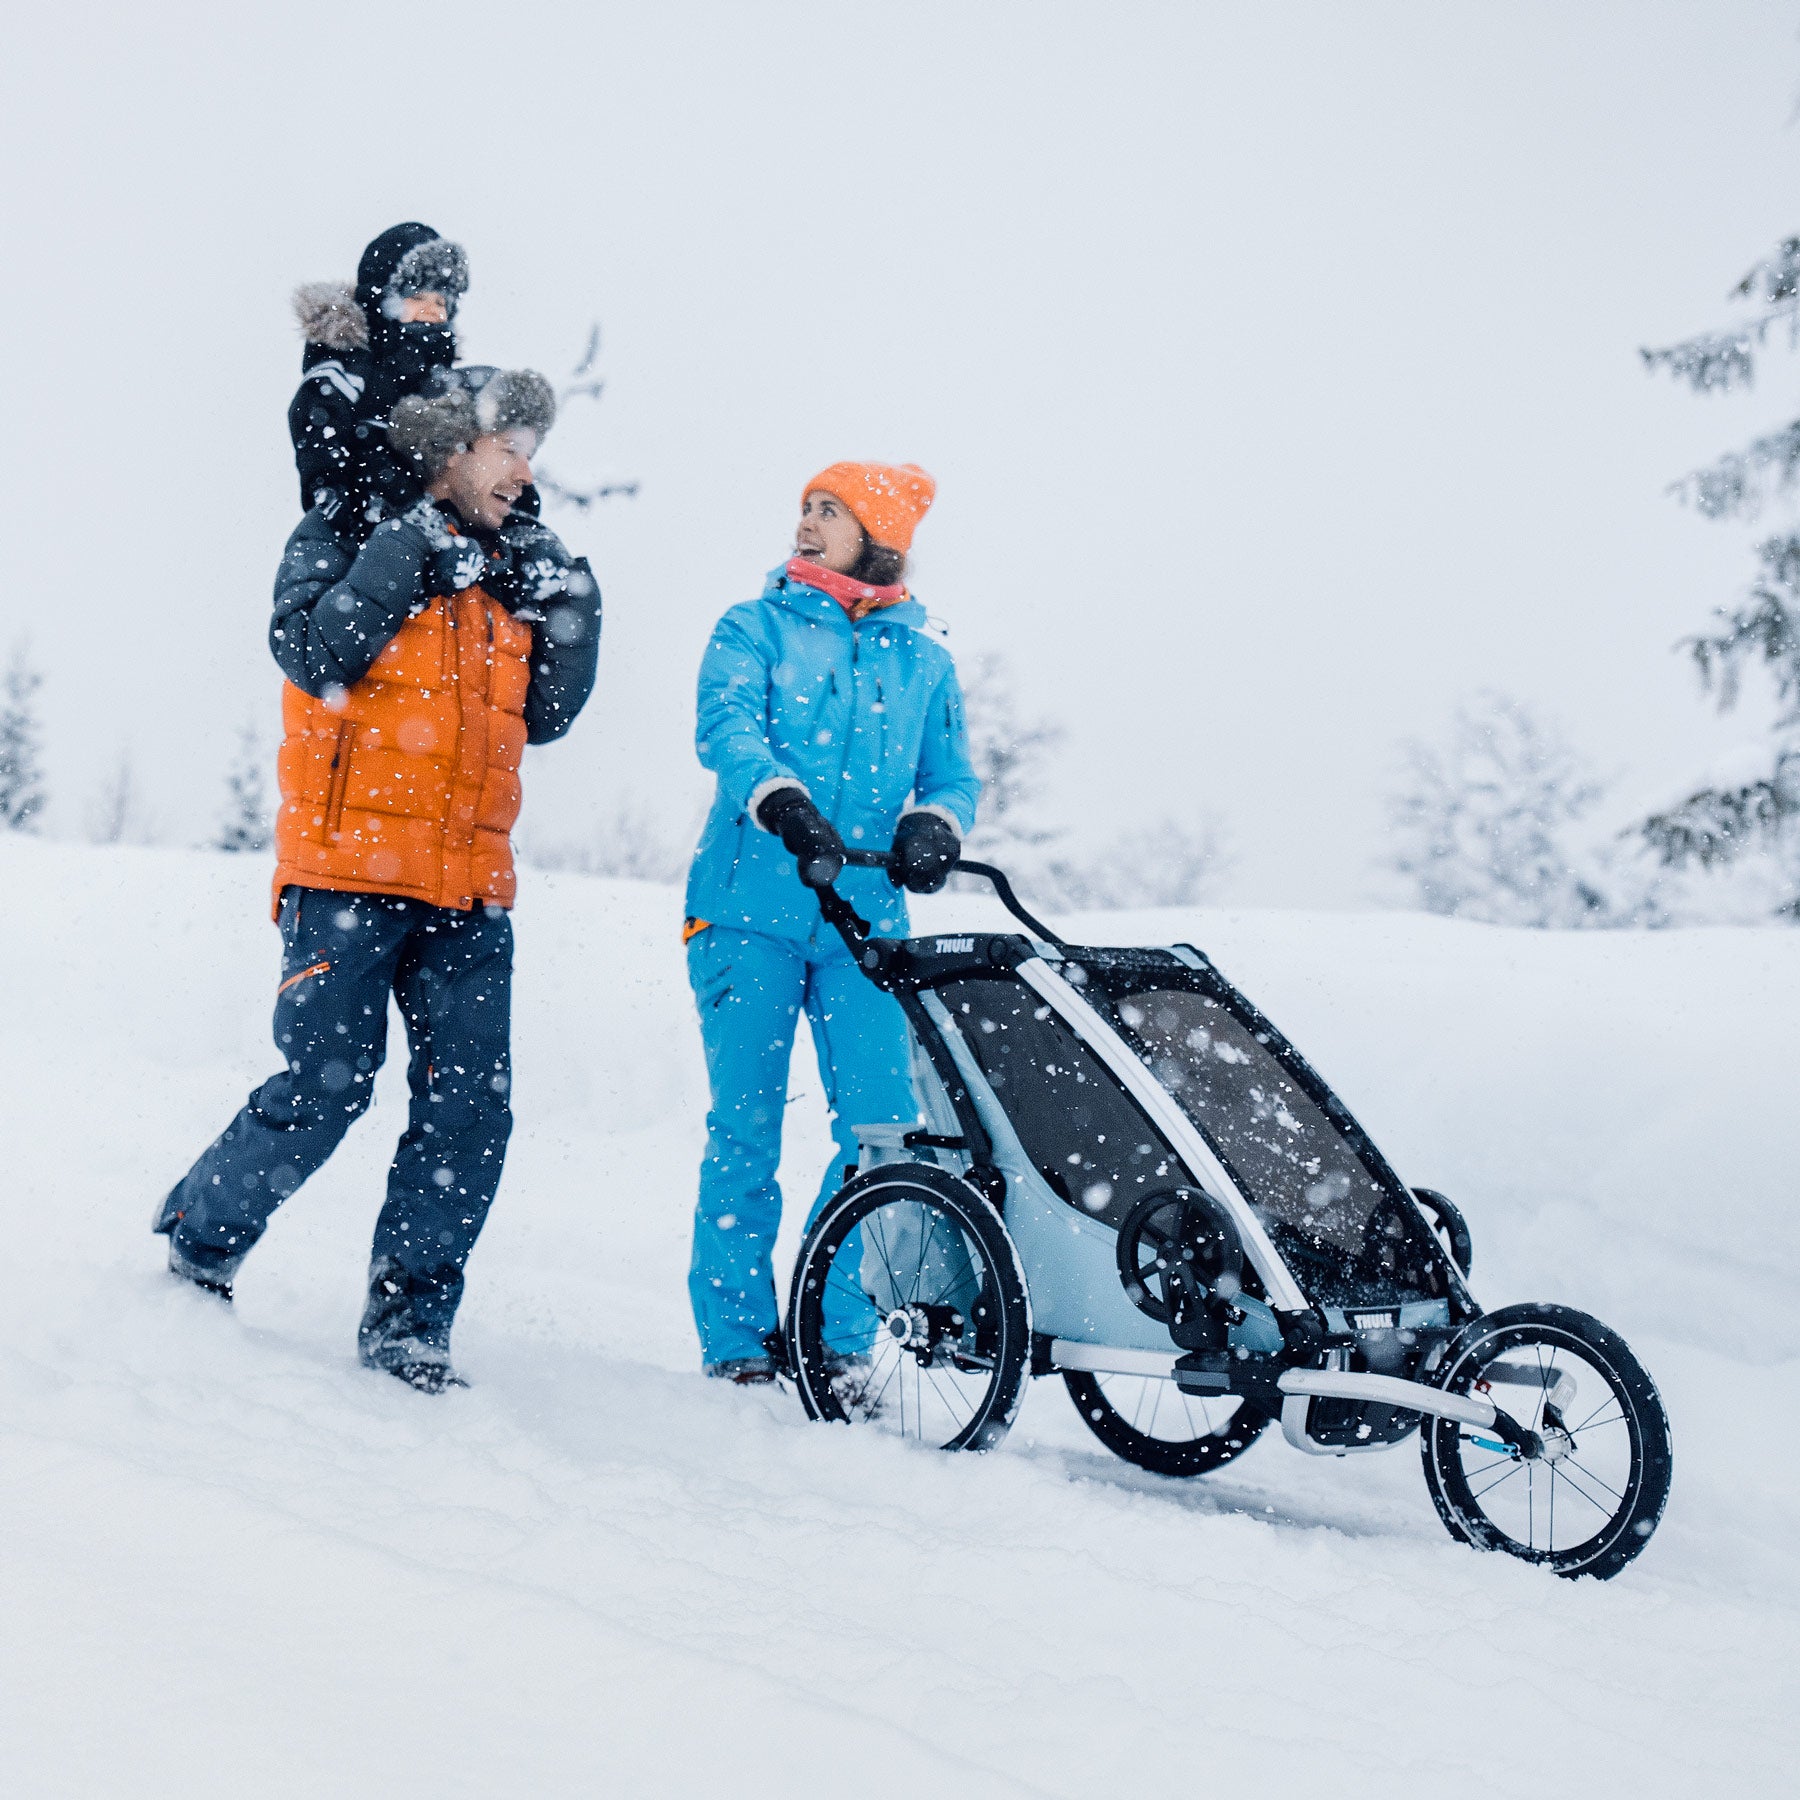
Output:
[153,367,602,1392]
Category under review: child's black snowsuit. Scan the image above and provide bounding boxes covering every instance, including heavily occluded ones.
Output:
[288,222,469,544]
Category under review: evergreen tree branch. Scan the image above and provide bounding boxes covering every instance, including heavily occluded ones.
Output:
[1643,778,1792,868]
[1681,534,1800,718]
[1671,419,1800,518]
[1639,302,1800,393]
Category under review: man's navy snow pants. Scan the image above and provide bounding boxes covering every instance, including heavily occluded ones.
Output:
[160,887,514,1345]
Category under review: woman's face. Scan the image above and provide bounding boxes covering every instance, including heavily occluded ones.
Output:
[795,490,865,575]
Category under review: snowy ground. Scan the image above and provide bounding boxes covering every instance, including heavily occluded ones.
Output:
[3,839,1796,1798]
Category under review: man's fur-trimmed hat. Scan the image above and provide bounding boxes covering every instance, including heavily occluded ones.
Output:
[388,367,557,481]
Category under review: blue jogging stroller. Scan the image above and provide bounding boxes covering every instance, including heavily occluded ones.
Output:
[782,849,1673,1580]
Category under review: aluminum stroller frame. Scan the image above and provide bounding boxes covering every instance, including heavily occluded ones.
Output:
[782,849,1673,1578]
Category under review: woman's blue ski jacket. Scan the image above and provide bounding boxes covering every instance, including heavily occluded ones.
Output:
[685,565,982,945]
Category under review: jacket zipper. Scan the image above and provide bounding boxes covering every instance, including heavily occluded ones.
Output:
[323,719,352,840]
[448,595,468,906]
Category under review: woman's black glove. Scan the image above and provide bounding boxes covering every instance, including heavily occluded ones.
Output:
[891,810,961,894]
[756,785,846,888]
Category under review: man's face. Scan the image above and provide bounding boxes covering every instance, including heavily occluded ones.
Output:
[431,428,537,530]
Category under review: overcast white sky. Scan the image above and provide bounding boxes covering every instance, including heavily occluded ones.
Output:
[5,1,1800,904]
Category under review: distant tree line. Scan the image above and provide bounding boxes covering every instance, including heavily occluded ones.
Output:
[0,641,271,854]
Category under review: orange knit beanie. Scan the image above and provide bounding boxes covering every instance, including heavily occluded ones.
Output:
[803,462,936,554]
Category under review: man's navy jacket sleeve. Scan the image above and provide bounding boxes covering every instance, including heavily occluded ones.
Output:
[269,513,427,698]
[522,560,603,744]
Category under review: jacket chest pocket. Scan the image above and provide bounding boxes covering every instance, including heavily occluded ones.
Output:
[770,655,847,762]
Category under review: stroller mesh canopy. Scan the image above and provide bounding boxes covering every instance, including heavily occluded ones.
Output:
[930,954,1452,1309]
[935,977,1189,1234]
[1092,972,1451,1305]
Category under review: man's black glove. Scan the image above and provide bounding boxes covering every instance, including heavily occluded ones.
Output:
[489,517,582,612]
[756,785,846,888]
[891,809,961,894]
[419,511,495,597]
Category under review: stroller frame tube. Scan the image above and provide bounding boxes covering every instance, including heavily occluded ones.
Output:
[1047,1339,1501,1435]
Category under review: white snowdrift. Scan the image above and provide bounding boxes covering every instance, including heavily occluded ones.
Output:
[1,839,1795,1799]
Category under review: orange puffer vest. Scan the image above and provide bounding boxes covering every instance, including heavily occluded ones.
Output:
[272,586,533,917]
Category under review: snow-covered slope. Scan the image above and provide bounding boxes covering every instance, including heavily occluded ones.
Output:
[2,840,1795,1798]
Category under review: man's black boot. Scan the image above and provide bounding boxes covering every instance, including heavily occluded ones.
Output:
[166,1232,242,1303]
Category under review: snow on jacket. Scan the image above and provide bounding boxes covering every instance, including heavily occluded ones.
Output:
[268,503,602,916]
[684,565,981,943]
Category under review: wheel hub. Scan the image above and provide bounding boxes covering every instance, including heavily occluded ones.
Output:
[884,1306,930,1349]
[1538,1403,1575,1463]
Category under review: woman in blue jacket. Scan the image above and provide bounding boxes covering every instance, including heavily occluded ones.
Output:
[684,462,981,1380]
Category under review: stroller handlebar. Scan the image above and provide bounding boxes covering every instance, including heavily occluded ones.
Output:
[817,848,1066,949]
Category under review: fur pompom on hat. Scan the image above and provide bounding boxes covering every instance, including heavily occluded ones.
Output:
[803,462,936,553]
[389,367,557,481]
[292,280,370,351]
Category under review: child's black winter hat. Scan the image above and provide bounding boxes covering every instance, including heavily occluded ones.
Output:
[356,222,470,322]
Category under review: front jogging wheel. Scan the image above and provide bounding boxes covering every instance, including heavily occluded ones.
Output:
[786,1164,1031,1452]
[1420,1302,1671,1579]
[1062,1371,1272,1477]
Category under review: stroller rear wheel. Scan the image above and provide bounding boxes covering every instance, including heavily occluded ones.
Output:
[1420,1302,1671,1579]
[1063,1371,1272,1476]
[787,1164,1031,1452]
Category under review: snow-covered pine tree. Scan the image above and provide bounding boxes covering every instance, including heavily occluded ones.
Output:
[0,642,47,833]
[1387,691,1655,928]
[215,724,272,853]
[1641,235,1800,916]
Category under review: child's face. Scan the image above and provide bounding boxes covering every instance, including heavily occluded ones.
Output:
[431,428,537,531]
[396,291,450,325]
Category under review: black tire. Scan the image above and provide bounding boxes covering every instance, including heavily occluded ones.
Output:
[786,1163,1032,1452]
[1062,1370,1272,1476]
[1420,1302,1672,1579]
[1412,1187,1473,1275]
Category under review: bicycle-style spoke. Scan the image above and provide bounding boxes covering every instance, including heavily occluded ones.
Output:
[904,1208,944,1308]
[1570,1399,1625,1434]
[1470,1457,1528,1503]
[925,1366,974,1425]
[1547,1463,1615,1522]
[1563,1455,1626,1505]
[861,1344,906,1420]
[1459,1449,1518,1482]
